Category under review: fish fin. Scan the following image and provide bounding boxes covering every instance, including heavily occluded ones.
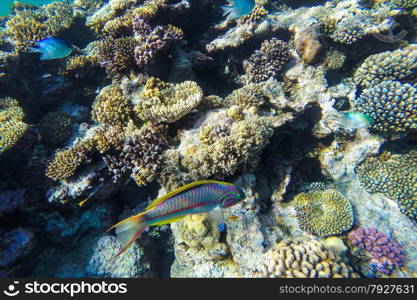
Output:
[206,206,225,232]
[151,216,186,226]
[107,211,148,256]
[145,180,235,210]
[28,47,41,53]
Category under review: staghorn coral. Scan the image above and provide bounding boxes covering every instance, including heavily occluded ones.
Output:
[133,17,184,69]
[135,77,203,123]
[0,97,28,155]
[95,37,137,77]
[354,46,417,88]
[45,138,95,182]
[259,237,359,278]
[294,189,354,238]
[348,227,405,276]
[356,151,417,221]
[92,84,134,126]
[242,38,291,84]
[39,111,73,147]
[351,80,417,133]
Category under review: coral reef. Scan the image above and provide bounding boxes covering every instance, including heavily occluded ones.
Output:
[39,111,73,146]
[292,24,322,64]
[0,97,28,154]
[348,227,405,276]
[294,189,354,238]
[260,237,359,278]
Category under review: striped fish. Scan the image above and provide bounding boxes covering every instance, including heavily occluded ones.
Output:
[107,180,244,256]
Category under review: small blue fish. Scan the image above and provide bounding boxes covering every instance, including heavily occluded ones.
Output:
[29,38,73,60]
[221,0,255,20]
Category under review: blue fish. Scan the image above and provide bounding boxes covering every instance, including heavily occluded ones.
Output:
[28,38,73,60]
[221,0,255,20]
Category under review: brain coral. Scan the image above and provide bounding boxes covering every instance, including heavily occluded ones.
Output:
[0,97,28,155]
[294,189,354,238]
[356,150,417,221]
[135,77,203,123]
[242,38,291,84]
[351,80,417,133]
[348,227,405,276]
[39,111,73,146]
[92,84,134,126]
[354,46,417,88]
[260,237,359,278]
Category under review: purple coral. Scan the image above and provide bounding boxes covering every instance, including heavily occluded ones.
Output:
[133,17,184,69]
[348,227,405,275]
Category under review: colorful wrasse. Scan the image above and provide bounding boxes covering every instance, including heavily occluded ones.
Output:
[29,37,73,60]
[221,0,255,20]
[107,180,244,256]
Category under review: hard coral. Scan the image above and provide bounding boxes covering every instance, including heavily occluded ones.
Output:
[354,46,417,88]
[135,77,203,123]
[294,189,354,238]
[260,237,359,278]
[0,97,28,155]
[348,227,405,275]
[242,38,291,84]
[92,84,134,126]
[133,17,184,70]
[39,111,73,147]
[351,80,417,133]
[356,150,417,221]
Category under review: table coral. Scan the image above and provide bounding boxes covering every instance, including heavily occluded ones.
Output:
[351,80,417,133]
[260,237,359,278]
[356,150,417,221]
[242,38,291,84]
[134,77,203,123]
[0,97,28,155]
[348,227,405,276]
[294,189,354,238]
[354,46,417,88]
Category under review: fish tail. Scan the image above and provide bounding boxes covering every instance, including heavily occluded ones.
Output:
[107,211,148,256]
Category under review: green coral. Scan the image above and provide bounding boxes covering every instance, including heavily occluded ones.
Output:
[356,150,417,221]
[0,97,28,154]
[260,237,359,278]
[294,189,354,238]
[92,84,134,126]
[351,80,417,133]
[354,46,417,88]
[135,77,203,123]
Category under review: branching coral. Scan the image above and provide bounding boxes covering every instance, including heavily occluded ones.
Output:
[354,46,417,88]
[92,84,134,126]
[356,151,417,221]
[39,112,73,148]
[133,0,170,20]
[294,189,354,238]
[260,237,359,278]
[348,227,405,276]
[135,77,203,123]
[63,55,100,79]
[242,38,291,84]
[351,80,417,133]
[45,138,95,182]
[133,17,184,69]
[224,83,266,111]
[95,37,137,77]
[0,97,28,155]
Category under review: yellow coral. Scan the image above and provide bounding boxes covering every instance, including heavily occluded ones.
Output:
[135,78,203,123]
[0,97,28,154]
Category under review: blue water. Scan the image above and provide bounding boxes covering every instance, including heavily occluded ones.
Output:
[0,0,63,16]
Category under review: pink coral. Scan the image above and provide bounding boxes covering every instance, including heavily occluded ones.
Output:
[348,227,405,275]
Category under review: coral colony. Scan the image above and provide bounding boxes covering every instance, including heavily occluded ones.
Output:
[0,0,416,278]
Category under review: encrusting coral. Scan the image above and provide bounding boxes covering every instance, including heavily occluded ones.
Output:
[0,97,28,155]
[356,150,417,221]
[348,227,405,276]
[134,77,203,123]
[351,80,417,133]
[242,38,291,84]
[259,237,359,278]
[294,189,354,238]
[354,46,417,88]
